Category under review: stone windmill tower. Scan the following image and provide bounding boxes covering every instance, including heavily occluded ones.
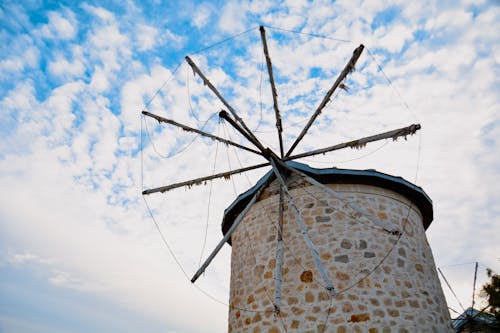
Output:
[142,26,453,333]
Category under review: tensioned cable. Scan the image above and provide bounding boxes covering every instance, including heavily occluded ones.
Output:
[365,47,420,123]
[198,121,222,266]
[186,64,201,123]
[145,27,258,111]
[333,128,422,297]
[439,261,486,269]
[144,62,183,109]
[142,194,264,312]
[143,112,217,159]
[142,188,276,313]
[329,119,423,297]
[186,64,218,124]
[263,25,353,43]
[190,27,258,55]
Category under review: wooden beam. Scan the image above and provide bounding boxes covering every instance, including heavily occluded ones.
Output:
[185,56,267,152]
[270,158,336,296]
[260,26,285,158]
[219,110,266,154]
[285,44,365,157]
[142,162,270,195]
[191,181,269,283]
[286,124,421,161]
[273,185,285,313]
[142,111,262,156]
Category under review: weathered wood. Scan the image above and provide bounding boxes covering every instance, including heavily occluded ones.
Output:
[191,181,268,283]
[286,44,365,157]
[142,111,262,156]
[142,162,270,195]
[219,110,266,154]
[185,56,267,152]
[270,158,336,296]
[286,124,421,161]
[260,26,284,158]
[273,185,285,313]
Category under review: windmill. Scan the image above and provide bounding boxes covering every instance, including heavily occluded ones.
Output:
[141,26,452,332]
[440,262,499,332]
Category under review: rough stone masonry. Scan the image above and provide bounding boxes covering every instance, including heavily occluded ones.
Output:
[224,168,453,333]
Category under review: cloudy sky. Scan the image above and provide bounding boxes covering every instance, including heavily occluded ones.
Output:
[0,1,498,332]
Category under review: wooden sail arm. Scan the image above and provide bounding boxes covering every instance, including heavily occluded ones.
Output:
[286,123,421,161]
[260,26,284,157]
[142,162,270,195]
[142,111,263,156]
[270,158,336,296]
[185,56,267,153]
[191,180,270,283]
[219,110,267,155]
[273,185,285,313]
[285,44,365,157]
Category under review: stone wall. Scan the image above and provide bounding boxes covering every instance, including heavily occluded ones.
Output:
[227,175,453,333]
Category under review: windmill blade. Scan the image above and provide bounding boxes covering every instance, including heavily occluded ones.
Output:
[273,185,285,314]
[285,44,365,157]
[219,110,267,154]
[276,160,400,234]
[472,261,478,309]
[142,111,263,156]
[438,267,467,312]
[285,123,421,161]
[270,158,336,296]
[259,25,284,157]
[191,179,270,283]
[142,162,270,195]
[185,55,267,153]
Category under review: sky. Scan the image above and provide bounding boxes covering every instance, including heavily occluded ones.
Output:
[0,0,499,332]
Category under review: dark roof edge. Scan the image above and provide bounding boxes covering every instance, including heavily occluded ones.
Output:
[221,161,433,241]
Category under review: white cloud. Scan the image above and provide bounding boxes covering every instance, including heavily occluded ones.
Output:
[163,29,185,50]
[374,24,413,53]
[135,24,159,51]
[48,54,85,78]
[0,44,39,73]
[39,10,77,40]
[192,3,214,29]
[1,2,499,333]
[89,66,109,92]
[217,1,247,33]
[81,3,114,21]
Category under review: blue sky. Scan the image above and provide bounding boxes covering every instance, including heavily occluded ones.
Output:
[1,1,499,332]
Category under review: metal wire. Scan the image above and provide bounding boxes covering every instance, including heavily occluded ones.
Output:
[263,25,353,43]
[198,121,221,266]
